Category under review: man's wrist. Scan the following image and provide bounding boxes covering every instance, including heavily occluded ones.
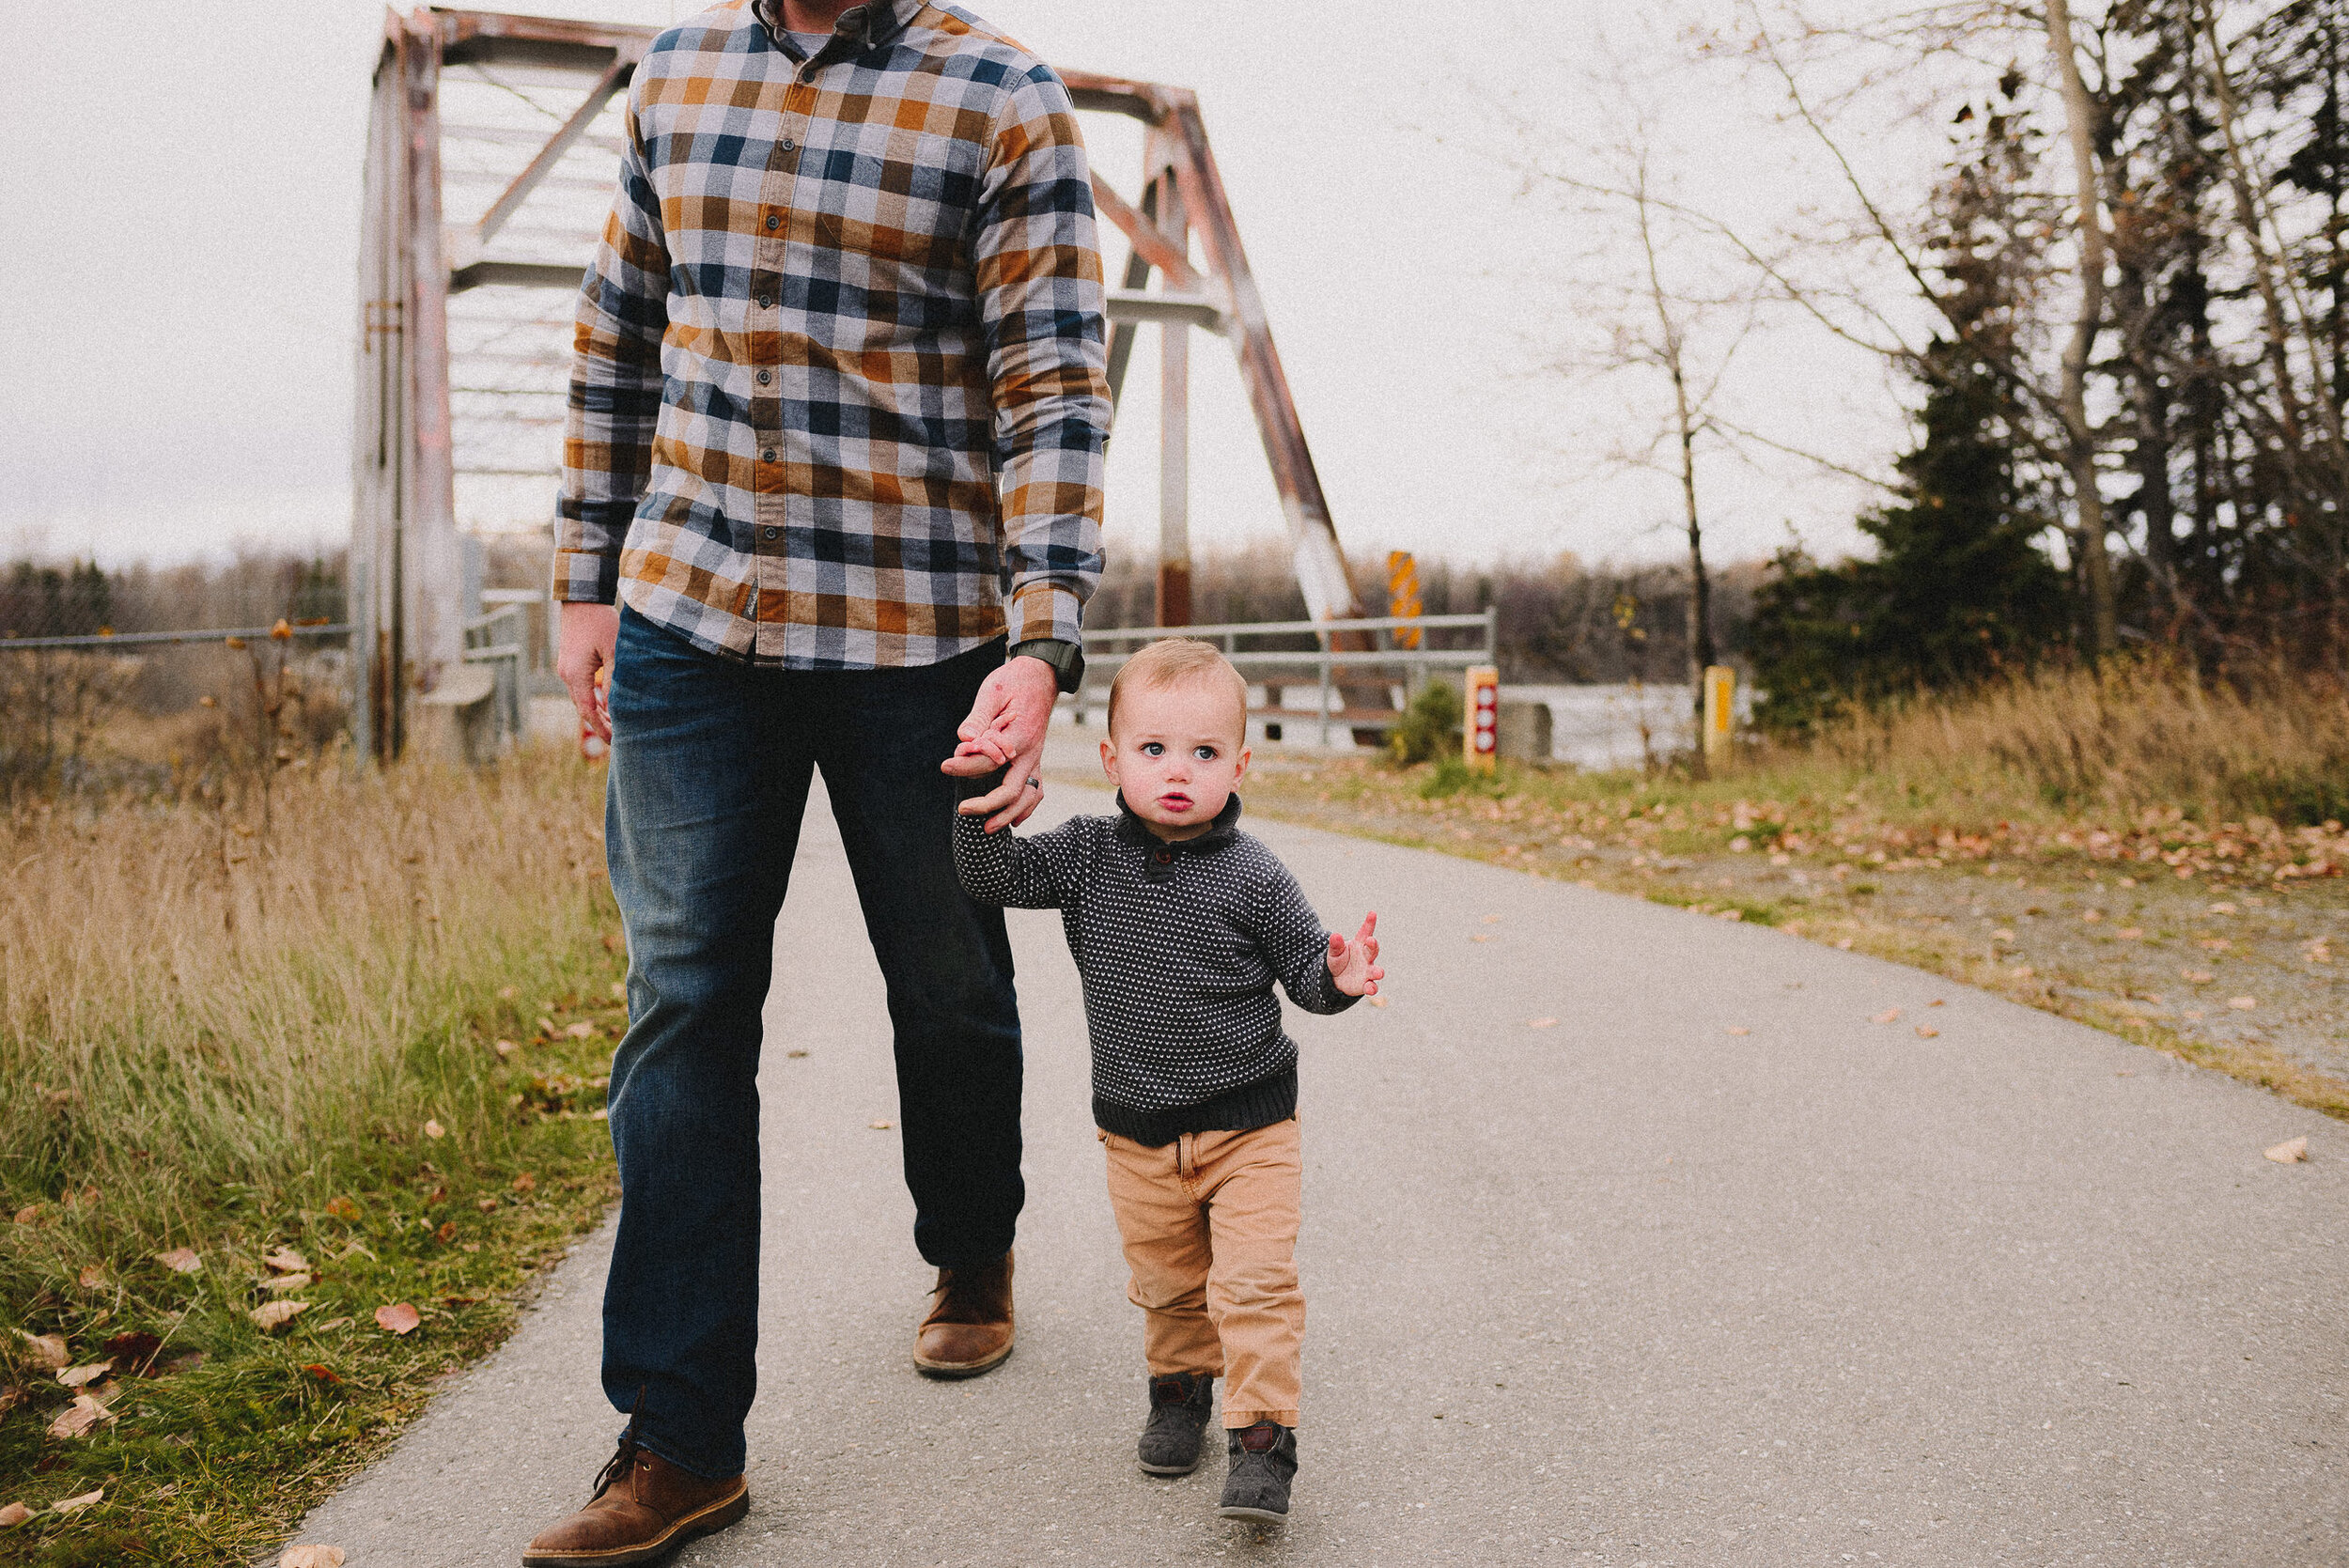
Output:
[1007,637,1084,694]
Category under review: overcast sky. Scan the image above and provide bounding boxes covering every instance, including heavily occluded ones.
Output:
[0,1,1941,575]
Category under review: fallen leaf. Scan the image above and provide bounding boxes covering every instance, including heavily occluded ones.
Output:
[1915,1025,1939,1039]
[497,985,519,1000]
[0,1503,28,1528]
[11,1205,39,1226]
[565,1021,597,1039]
[869,1119,894,1130]
[1834,938,1855,951]
[1363,994,1389,1008]
[2182,969,2214,984]
[609,980,628,1000]
[101,1332,161,1372]
[786,1048,811,1057]
[1469,934,1490,943]
[2115,927,2143,940]
[510,1172,537,1193]
[313,1319,351,1335]
[2229,996,2258,1010]
[2200,936,2232,952]
[1992,928,2015,943]
[14,1332,67,1370]
[264,1246,310,1275]
[48,1488,101,1515]
[2009,965,2035,979]
[433,1220,457,1245]
[423,1120,445,1141]
[278,1547,347,1568]
[1872,1007,1902,1024]
[1725,1026,1750,1036]
[1717,908,1744,922]
[475,1198,499,1213]
[2080,908,2103,923]
[250,1300,310,1333]
[1928,998,1946,1007]
[537,1017,557,1037]
[302,1363,342,1385]
[1482,914,1501,924]
[55,1361,111,1389]
[154,1248,202,1274]
[2263,1136,2310,1164]
[493,1039,518,1059]
[75,1265,104,1290]
[264,1272,313,1293]
[374,1303,421,1336]
[1526,1017,1559,1029]
[46,1397,112,1440]
[324,1196,360,1220]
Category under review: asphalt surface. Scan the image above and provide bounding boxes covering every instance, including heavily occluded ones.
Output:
[292,775,2346,1567]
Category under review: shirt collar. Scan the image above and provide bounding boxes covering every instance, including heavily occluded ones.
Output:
[1113,791,1243,852]
[754,0,923,55]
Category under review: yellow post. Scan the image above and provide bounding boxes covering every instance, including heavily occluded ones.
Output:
[1703,664,1736,765]
[1387,551,1423,649]
[1465,665,1500,771]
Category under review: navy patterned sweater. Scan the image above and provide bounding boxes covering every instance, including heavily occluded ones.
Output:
[953,793,1357,1145]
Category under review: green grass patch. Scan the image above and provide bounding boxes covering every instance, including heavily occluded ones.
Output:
[0,760,625,1565]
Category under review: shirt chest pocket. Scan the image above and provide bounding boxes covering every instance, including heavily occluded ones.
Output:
[803,118,986,279]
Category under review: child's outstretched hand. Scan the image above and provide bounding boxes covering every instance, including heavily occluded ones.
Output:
[1327,912,1383,997]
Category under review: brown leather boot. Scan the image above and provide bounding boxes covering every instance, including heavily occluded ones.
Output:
[521,1429,748,1567]
[911,1248,1015,1378]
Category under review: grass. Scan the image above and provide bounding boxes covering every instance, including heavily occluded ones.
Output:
[0,753,627,1566]
[1230,659,2349,1126]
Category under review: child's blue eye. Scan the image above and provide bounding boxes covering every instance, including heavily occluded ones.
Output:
[1141,742,1164,756]
[1194,746,1217,761]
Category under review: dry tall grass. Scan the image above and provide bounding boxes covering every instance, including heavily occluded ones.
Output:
[0,756,614,1245]
[1807,655,2349,827]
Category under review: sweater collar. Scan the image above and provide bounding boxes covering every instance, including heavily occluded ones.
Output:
[1114,791,1243,853]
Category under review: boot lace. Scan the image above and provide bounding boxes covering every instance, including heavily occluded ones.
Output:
[591,1384,649,1501]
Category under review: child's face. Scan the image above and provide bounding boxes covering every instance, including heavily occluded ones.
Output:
[1102,677,1251,841]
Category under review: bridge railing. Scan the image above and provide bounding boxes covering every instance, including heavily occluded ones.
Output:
[1075,610,1497,747]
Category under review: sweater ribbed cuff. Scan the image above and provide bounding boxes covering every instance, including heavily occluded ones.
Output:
[1094,1067,1297,1148]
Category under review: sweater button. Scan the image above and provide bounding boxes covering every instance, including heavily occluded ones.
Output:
[1154,849,1173,865]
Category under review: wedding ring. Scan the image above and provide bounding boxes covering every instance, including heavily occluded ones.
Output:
[1025,776,1042,789]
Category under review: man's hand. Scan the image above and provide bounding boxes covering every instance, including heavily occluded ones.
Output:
[1327,911,1384,997]
[943,655,1060,831]
[557,602,622,742]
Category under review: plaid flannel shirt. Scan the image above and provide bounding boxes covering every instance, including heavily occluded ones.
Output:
[555,0,1111,667]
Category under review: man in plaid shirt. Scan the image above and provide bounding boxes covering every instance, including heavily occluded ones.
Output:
[531,2,1108,1560]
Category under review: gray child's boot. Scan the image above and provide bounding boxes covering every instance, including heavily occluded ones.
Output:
[1216,1420,1298,1522]
[1137,1372,1216,1475]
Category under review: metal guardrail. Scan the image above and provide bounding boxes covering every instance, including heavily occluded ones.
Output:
[0,623,353,651]
[1077,610,1497,747]
[462,602,530,742]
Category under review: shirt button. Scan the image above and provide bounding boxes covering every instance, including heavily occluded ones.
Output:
[762,526,781,541]
[782,137,796,150]
[765,214,779,230]
[1154,849,1174,865]
[762,448,777,462]
[757,295,774,309]
[756,369,771,385]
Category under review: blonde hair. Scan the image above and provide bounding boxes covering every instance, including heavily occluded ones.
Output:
[1107,639,1249,737]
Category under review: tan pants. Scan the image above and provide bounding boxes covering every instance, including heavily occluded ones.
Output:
[1099,1117,1303,1429]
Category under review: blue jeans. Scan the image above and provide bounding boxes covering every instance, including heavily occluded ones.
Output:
[599,607,1024,1478]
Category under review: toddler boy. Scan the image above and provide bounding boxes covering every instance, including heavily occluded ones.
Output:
[952,639,1382,1523]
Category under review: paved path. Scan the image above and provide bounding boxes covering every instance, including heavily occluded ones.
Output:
[296,779,2346,1567]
